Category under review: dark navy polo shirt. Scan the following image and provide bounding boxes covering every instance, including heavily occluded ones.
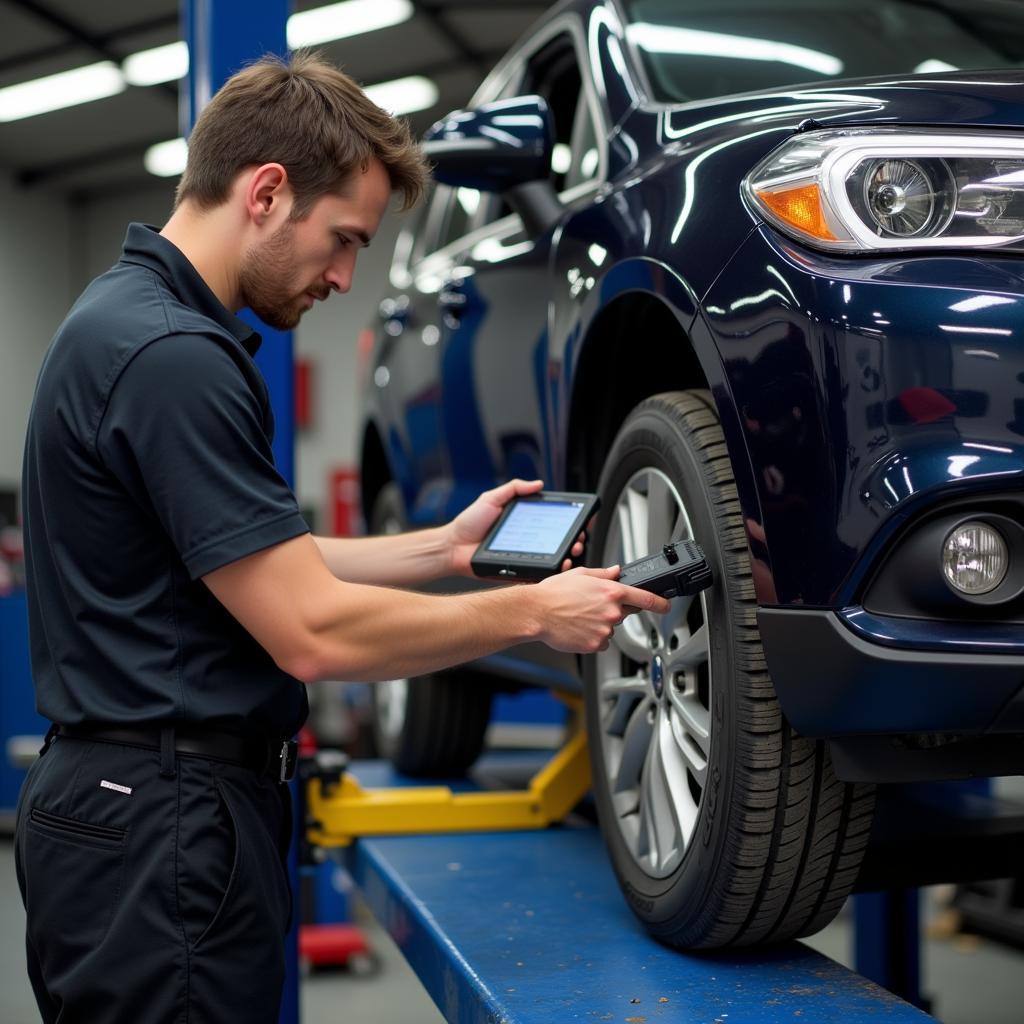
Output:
[22,223,310,738]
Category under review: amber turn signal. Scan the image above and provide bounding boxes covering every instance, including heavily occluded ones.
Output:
[754,184,836,241]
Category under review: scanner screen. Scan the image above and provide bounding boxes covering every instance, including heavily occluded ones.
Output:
[488,501,582,555]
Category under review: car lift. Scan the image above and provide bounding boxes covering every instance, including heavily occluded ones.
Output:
[305,721,591,846]
[303,711,939,1024]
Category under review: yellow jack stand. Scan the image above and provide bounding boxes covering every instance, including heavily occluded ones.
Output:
[305,705,591,849]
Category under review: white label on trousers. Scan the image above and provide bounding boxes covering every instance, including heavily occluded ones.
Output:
[100,779,132,796]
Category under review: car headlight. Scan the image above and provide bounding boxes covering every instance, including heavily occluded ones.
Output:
[743,128,1024,252]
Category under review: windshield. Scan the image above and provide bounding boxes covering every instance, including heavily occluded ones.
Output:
[622,0,1024,104]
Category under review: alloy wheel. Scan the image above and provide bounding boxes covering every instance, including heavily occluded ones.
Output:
[596,467,712,879]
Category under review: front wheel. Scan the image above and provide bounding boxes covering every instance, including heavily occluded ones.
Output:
[584,391,875,949]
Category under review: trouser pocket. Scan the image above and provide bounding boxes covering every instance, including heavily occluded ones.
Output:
[23,806,128,970]
[179,773,241,952]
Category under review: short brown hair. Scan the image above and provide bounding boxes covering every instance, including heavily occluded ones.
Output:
[175,52,430,215]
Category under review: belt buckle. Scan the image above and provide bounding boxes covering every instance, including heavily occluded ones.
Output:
[278,739,298,783]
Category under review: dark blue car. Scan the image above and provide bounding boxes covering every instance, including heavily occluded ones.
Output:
[357,0,1024,949]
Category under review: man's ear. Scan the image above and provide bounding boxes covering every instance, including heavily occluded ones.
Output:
[244,163,291,225]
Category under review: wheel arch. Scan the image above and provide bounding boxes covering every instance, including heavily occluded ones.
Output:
[564,292,702,492]
[562,288,733,490]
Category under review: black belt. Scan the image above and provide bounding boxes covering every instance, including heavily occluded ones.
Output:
[57,724,298,782]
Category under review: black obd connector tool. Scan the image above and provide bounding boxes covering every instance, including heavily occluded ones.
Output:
[618,540,713,599]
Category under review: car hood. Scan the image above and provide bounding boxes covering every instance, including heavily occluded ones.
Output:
[658,69,1024,140]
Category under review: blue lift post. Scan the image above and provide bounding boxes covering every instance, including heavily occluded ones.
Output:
[180,4,298,1022]
[851,778,1011,1013]
[338,760,938,1024]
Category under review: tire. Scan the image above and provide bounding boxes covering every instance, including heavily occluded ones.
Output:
[368,483,493,777]
[583,391,875,949]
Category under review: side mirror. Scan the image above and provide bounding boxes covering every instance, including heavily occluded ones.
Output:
[423,95,562,237]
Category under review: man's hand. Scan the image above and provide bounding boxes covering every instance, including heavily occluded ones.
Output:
[532,566,671,653]
[447,478,587,576]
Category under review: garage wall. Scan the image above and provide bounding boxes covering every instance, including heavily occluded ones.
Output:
[293,209,404,529]
[0,175,73,498]
[76,185,177,284]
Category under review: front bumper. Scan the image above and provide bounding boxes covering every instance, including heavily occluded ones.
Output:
[759,606,1024,781]
[759,606,1024,737]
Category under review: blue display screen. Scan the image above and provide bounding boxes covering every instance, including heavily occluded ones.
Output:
[487,501,582,555]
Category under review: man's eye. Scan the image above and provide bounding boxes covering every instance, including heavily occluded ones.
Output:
[335,234,351,247]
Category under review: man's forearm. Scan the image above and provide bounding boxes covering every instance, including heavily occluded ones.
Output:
[296,580,538,682]
[312,529,455,586]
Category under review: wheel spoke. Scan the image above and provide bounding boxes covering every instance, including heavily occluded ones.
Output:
[661,593,696,642]
[669,622,709,672]
[612,698,653,795]
[598,672,647,699]
[668,686,710,753]
[667,694,710,789]
[656,711,698,850]
[613,618,651,664]
[599,669,645,739]
[638,748,662,869]
[625,484,649,560]
[645,471,676,553]
[670,502,691,543]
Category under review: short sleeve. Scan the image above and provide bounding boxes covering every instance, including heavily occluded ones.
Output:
[96,333,309,579]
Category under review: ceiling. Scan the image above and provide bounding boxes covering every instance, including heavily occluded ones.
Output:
[0,0,549,201]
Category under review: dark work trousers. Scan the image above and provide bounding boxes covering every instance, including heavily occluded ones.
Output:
[14,733,292,1024]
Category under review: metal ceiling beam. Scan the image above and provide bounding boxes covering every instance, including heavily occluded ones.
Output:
[409,0,490,75]
[16,134,174,187]
[7,0,177,100]
[0,12,178,77]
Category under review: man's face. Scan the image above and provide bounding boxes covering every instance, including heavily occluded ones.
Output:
[239,158,392,330]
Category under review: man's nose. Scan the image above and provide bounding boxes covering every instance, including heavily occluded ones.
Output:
[325,255,354,294]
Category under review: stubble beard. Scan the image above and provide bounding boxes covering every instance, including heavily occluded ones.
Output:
[239,219,313,331]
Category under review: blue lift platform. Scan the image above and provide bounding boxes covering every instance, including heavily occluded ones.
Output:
[330,760,936,1024]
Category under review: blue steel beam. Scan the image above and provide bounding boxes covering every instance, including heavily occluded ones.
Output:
[180,4,298,1023]
[342,760,937,1024]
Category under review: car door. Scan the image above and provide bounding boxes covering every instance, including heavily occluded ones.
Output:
[432,19,610,521]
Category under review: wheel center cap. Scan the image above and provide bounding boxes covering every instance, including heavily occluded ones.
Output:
[651,655,665,699]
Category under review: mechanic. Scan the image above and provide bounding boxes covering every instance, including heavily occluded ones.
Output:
[14,53,669,1024]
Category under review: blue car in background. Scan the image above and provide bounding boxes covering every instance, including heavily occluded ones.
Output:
[357,0,1024,949]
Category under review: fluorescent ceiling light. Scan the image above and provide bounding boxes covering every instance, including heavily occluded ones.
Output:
[628,23,843,77]
[915,59,958,74]
[551,143,572,174]
[145,137,188,177]
[6,0,416,124]
[142,68,441,178]
[0,61,124,122]
[143,68,437,178]
[364,75,438,115]
[123,41,189,87]
[287,0,413,48]
[456,188,480,216]
[123,0,414,89]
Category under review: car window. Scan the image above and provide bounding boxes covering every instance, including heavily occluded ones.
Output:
[525,33,602,195]
[622,0,1024,104]
[406,185,447,264]
[433,185,482,252]
[477,31,604,230]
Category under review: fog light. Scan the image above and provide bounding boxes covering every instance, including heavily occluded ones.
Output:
[942,521,1008,596]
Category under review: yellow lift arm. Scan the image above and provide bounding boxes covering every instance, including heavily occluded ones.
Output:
[306,703,591,848]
